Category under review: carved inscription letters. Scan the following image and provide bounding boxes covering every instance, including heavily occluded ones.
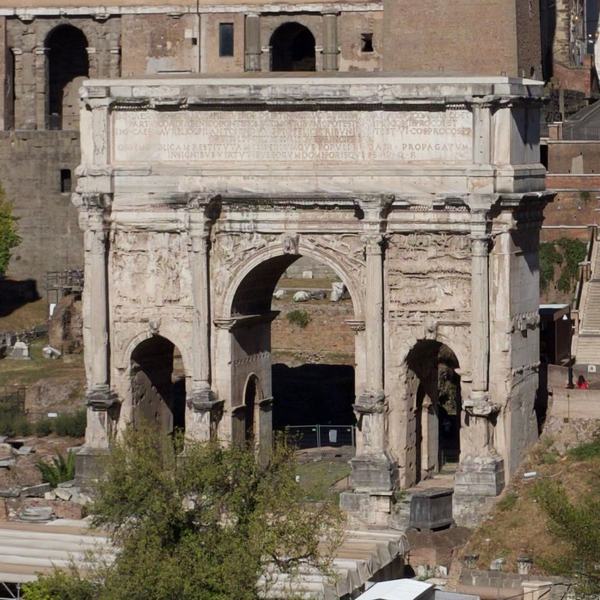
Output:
[112,110,473,164]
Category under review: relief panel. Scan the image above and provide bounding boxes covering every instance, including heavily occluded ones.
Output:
[110,230,193,308]
[387,233,471,314]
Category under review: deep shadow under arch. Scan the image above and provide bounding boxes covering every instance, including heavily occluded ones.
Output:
[130,335,186,434]
[270,23,316,72]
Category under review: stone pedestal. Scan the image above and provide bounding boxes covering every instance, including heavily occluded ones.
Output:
[350,453,396,491]
[340,490,395,528]
[453,455,505,527]
[409,487,454,530]
[74,446,110,490]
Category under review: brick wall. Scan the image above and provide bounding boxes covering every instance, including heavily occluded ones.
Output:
[382,0,540,77]
[0,131,82,283]
[271,298,355,364]
[547,141,600,173]
[542,190,599,241]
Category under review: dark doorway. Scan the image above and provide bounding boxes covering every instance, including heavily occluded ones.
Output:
[131,336,186,434]
[46,25,89,130]
[270,23,316,71]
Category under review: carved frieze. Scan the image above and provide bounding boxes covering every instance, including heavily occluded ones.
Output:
[387,233,471,312]
[110,231,193,307]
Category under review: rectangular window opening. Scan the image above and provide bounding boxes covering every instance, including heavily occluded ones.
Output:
[60,169,72,193]
[361,33,374,53]
[219,23,234,57]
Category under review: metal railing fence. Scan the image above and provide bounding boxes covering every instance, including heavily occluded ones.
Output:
[284,424,355,448]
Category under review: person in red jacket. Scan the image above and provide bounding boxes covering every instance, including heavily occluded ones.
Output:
[577,375,590,390]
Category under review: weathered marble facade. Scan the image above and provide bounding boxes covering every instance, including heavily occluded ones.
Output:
[74,75,551,527]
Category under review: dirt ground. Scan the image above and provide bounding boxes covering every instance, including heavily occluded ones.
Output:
[0,434,84,522]
[463,434,600,574]
[0,434,83,489]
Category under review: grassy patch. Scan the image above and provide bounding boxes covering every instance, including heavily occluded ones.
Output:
[295,459,351,502]
[0,298,48,332]
[496,491,518,512]
[0,337,84,388]
[567,438,600,461]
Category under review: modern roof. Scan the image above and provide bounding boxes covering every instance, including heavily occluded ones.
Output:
[356,579,435,600]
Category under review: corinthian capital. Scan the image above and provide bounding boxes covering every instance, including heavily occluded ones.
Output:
[354,194,395,221]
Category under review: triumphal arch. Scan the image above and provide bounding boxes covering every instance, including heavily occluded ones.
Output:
[74,74,550,527]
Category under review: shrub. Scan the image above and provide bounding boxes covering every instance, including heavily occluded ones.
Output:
[53,410,86,438]
[0,411,31,437]
[35,418,53,437]
[0,187,20,277]
[286,309,311,329]
[36,452,75,488]
[23,568,99,600]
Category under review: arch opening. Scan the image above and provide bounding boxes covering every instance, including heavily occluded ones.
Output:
[270,23,316,72]
[230,253,356,457]
[46,25,89,130]
[405,341,461,486]
[130,335,186,435]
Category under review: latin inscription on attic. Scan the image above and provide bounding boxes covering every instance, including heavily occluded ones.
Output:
[112,109,473,164]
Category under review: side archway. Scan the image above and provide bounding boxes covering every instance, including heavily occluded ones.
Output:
[270,23,316,71]
[129,334,187,435]
[400,340,462,487]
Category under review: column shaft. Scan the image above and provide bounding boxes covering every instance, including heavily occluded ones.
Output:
[470,234,490,395]
[365,236,384,392]
[322,12,339,71]
[85,216,109,391]
[189,232,211,390]
[244,14,261,72]
[34,47,47,130]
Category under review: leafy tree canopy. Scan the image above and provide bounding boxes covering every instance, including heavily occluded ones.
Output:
[24,428,343,600]
[0,187,20,277]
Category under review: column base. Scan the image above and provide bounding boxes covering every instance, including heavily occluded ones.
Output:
[74,446,110,491]
[453,455,505,528]
[350,453,397,491]
[340,490,396,528]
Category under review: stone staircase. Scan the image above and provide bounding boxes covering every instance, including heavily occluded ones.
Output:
[575,229,600,366]
[0,520,408,600]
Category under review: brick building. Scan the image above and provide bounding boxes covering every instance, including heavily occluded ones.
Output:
[0,0,580,286]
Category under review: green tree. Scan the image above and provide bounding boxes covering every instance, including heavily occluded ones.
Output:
[24,428,343,600]
[0,188,20,276]
[533,479,600,595]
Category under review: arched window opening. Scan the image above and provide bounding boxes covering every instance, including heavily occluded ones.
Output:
[270,23,316,72]
[130,335,186,435]
[405,341,461,486]
[46,25,89,130]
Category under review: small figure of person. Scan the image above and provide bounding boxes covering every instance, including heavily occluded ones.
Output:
[577,375,589,390]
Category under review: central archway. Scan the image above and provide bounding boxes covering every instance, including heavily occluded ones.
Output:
[225,250,359,461]
[270,23,316,72]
